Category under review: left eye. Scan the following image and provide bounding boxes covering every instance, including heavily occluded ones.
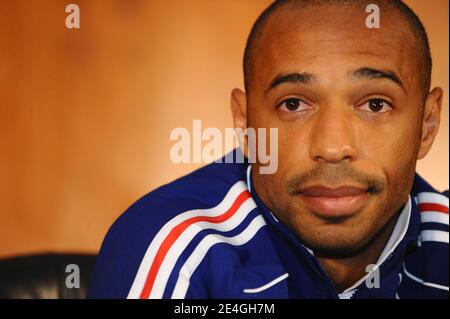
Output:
[359,98,393,113]
[278,98,310,112]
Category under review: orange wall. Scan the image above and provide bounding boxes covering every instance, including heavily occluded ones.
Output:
[0,0,448,258]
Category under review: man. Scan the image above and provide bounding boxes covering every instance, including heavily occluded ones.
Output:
[88,0,448,299]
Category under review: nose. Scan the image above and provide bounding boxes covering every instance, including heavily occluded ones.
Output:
[309,104,358,164]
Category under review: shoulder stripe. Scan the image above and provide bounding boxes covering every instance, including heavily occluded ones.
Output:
[420,212,449,225]
[419,203,448,215]
[146,193,256,298]
[420,230,449,244]
[171,215,267,298]
[417,192,449,207]
[126,181,250,299]
[417,192,449,230]
[141,189,251,299]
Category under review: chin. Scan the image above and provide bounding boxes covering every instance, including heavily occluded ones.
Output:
[297,225,373,258]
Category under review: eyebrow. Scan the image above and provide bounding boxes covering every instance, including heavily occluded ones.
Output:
[265,72,317,94]
[350,67,406,93]
[265,67,406,95]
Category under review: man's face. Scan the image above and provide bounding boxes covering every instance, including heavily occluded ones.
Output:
[246,5,428,256]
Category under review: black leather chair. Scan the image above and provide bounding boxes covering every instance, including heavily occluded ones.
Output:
[0,253,97,299]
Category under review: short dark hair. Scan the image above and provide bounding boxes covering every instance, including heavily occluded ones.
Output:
[243,0,432,96]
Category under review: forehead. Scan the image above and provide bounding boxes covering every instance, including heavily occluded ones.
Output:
[253,5,419,90]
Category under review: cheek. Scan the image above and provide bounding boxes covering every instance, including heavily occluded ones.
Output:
[364,117,419,160]
[279,128,310,161]
[357,119,420,192]
[273,126,312,183]
[249,105,310,173]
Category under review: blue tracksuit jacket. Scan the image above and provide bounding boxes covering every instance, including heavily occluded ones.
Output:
[88,150,449,299]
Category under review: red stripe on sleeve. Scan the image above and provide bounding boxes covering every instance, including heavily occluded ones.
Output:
[419,203,449,215]
[139,190,251,299]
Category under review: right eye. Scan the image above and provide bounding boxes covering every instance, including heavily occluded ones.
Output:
[277,98,312,112]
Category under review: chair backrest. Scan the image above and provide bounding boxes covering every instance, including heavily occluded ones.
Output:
[0,253,97,299]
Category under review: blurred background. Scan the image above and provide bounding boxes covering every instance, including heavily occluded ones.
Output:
[0,0,448,259]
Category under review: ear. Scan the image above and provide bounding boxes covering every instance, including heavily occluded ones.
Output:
[417,87,444,160]
[231,88,249,157]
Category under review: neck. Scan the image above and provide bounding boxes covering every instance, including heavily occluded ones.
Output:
[316,213,399,293]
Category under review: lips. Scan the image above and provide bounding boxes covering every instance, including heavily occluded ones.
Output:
[300,185,367,197]
[298,185,369,218]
